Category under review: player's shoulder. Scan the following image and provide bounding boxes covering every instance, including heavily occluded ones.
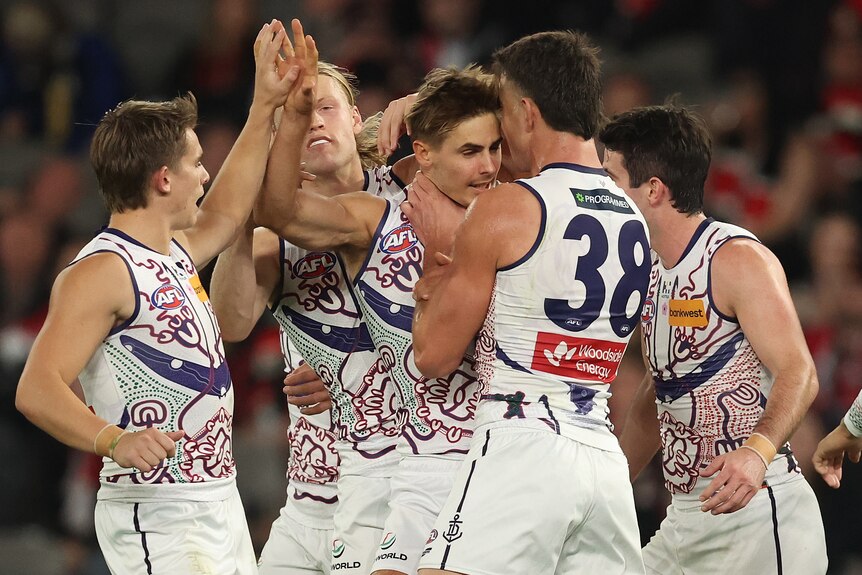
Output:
[53,251,134,312]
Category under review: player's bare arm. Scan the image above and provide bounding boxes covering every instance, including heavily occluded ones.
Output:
[413,183,539,377]
[179,20,306,268]
[619,369,662,481]
[700,238,818,514]
[16,255,184,470]
[210,222,282,342]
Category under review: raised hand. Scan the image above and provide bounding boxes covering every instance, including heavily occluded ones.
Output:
[378,93,418,157]
[110,428,186,472]
[252,20,301,110]
[402,171,466,258]
[281,18,319,117]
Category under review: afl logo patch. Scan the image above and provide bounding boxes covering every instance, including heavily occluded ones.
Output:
[641,297,655,322]
[152,284,186,310]
[293,252,336,279]
[380,224,418,254]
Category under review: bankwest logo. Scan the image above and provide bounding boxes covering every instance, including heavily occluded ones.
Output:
[293,252,336,279]
[380,224,418,254]
[667,299,707,327]
[572,188,634,214]
[531,332,626,382]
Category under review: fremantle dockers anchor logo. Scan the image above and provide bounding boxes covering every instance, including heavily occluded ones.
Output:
[443,514,463,543]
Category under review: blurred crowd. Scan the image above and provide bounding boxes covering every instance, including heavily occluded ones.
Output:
[0,0,860,573]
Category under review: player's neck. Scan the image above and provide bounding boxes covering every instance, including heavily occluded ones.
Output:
[529,128,602,174]
[107,210,173,255]
[652,211,708,269]
[303,159,365,197]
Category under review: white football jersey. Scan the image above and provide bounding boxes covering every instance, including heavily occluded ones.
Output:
[642,218,801,500]
[77,229,236,502]
[475,163,650,452]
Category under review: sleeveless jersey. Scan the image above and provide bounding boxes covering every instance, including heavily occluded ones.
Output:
[475,163,650,452]
[77,228,235,502]
[279,335,339,526]
[642,218,801,500]
[354,190,480,457]
[271,165,404,475]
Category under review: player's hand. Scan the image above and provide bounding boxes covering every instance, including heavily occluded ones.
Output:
[698,448,766,515]
[110,428,185,472]
[252,20,300,110]
[812,421,862,489]
[402,172,465,258]
[281,18,319,117]
[284,363,332,415]
[413,251,453,302]
[378,93,418,157]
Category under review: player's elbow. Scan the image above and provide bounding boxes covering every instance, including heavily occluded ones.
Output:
[217,319,254,343]
[802,362,819,408]
[15,380,42,424]
[414,347,460,379]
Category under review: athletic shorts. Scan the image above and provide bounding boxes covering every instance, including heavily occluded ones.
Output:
[329,473,391,574]
[371,456,462,574]
[95,489,256,575]
[259,512,331,575]
[643,477,827,575]
[418,425,645,575]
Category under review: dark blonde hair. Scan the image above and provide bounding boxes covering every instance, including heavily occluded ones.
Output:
[90,93,198,213]
[318,61,386,169]
[406,65,499,149]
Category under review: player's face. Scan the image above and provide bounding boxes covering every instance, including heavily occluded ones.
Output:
[498,77,532,175]
[424,113,502,207]
[602,149,648,213]
[170,128,209,229]
[301,75,362,175]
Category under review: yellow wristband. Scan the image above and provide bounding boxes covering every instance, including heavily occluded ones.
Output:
[108,431,128,461]
[92,423,114,456]
[743,432,777,467]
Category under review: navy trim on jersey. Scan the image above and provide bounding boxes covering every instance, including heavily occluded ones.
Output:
[706,234,761,324]
[362,169,370,191]
[102,228,162,254]
[665,217,714,271]
[498,181,546,272]
[270,236,287,314]
[766,485,784,575]
[170,237,194,263]
[541,162,608,176]
[133,503,153,575]
[388,167,407,190]
[352,198,394,285]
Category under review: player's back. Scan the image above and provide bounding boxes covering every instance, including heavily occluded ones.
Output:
[476,163,650,451]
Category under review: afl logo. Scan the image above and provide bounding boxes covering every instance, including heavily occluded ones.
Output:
[151,284,186,310]
[641,297,655,322]
[293,252,336,279]
[381,224,418,254]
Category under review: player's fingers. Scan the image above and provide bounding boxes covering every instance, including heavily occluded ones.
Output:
[288,390,329,407]
[284,366,319,385]
[291,19,306,62]
[699,471,728,505]
[253,23,268,59]
[299,401,331,416]
[849,448,862,464]
[285,380,326,397]
[434,251,453,266]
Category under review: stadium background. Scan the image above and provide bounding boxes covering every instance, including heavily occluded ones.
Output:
[0,0,859,572]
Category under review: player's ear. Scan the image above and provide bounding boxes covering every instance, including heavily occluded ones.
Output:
[152,166,171,196]
[412,139,433,169]
[351,105,362,135]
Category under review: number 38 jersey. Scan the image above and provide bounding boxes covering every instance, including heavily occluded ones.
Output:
[475,163,650,452]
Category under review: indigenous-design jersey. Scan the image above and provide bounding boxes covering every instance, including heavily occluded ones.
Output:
[77,228,235,502]
[642,218,801,499]
[271,165,404,474]
[354,190,481,457]
[279,336,338,526]
[476,164,649,452]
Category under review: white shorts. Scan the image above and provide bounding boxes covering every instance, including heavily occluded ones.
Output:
[418,426,645,575]
[643,477,827,575]
[330,473,391,574]
[259,512,331,575]
[371,456,462,574]
[95,489,256,575]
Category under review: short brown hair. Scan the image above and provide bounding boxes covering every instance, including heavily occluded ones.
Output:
[318,61,385,169]
[406,65,499,149]
[493,30,602,139]
[90,93,198,213]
